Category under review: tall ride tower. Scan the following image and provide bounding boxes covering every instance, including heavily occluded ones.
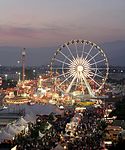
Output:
[22,48,26,82]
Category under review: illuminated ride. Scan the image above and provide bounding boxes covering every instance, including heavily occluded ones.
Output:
[50,39,109,98]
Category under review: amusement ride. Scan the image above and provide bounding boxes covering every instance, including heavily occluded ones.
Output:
[3,39,110,105]
[50,39,109,98]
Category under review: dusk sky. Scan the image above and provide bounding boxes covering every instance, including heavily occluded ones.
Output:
[0,0,125,66]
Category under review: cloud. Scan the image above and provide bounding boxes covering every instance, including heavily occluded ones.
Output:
[0,25,42,38]
[0,24,80,47]
[0,25,58,47]
[0,24,125,48]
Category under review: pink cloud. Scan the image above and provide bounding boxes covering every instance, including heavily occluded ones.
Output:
[0,25,124,48]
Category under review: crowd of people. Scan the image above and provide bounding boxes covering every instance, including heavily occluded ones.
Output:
[14,108,74,150]
[15,128,60,150]
[63,107,107,150]
[0,104,109,150]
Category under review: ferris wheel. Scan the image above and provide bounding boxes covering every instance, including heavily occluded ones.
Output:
[50,39,109,97]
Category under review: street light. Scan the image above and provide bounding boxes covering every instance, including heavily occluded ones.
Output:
[16,72,21,82]
[33,69,36,73]
[5,74,8,80]
[33,69,36,79]
[17,60,20,64]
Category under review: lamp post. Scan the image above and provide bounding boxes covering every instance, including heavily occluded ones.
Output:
[16,72,21,83]
[5,74,8,80]
[33,69,36,79]
[18,72,21,82]
[17,60,20,64]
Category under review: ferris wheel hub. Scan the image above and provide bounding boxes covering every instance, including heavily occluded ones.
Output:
[69,57,91,78]
[77,65,84,72]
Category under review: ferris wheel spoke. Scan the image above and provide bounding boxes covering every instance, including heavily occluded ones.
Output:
[80,77,85,94]
[55,71,70,78]
[91,67,106,70]
[59,74,73,87]
[66,75,77,93]
[74,42,79,57]
[81,72,95,97]
[87,75,100,87]
[97,69,105,75]
[54,58,70,66]
[90,68,105,75]
[76,78,79,83]
[74,78,79,91]
[81,41,86,58]
[65,44,75,59]
[73,58,79,66]
[57,86,65,93]
[90,72,104,79]
[88,51,100,63]
[90,59,105,66]
[53,67,69,70]
[58,50,73,63]
[85,45,94,61]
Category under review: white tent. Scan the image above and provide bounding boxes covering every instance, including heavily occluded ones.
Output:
[15,117,27,126]
[5,123,26,137]
[39,131,45,138]
[47,122,52,130]
[16,125,25,132]
[11,124,24,134]
[5,125,17,136]
[24,114,36,123]
[12,124,22,131]
[0,130,13,142]
[53,144,64,150]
